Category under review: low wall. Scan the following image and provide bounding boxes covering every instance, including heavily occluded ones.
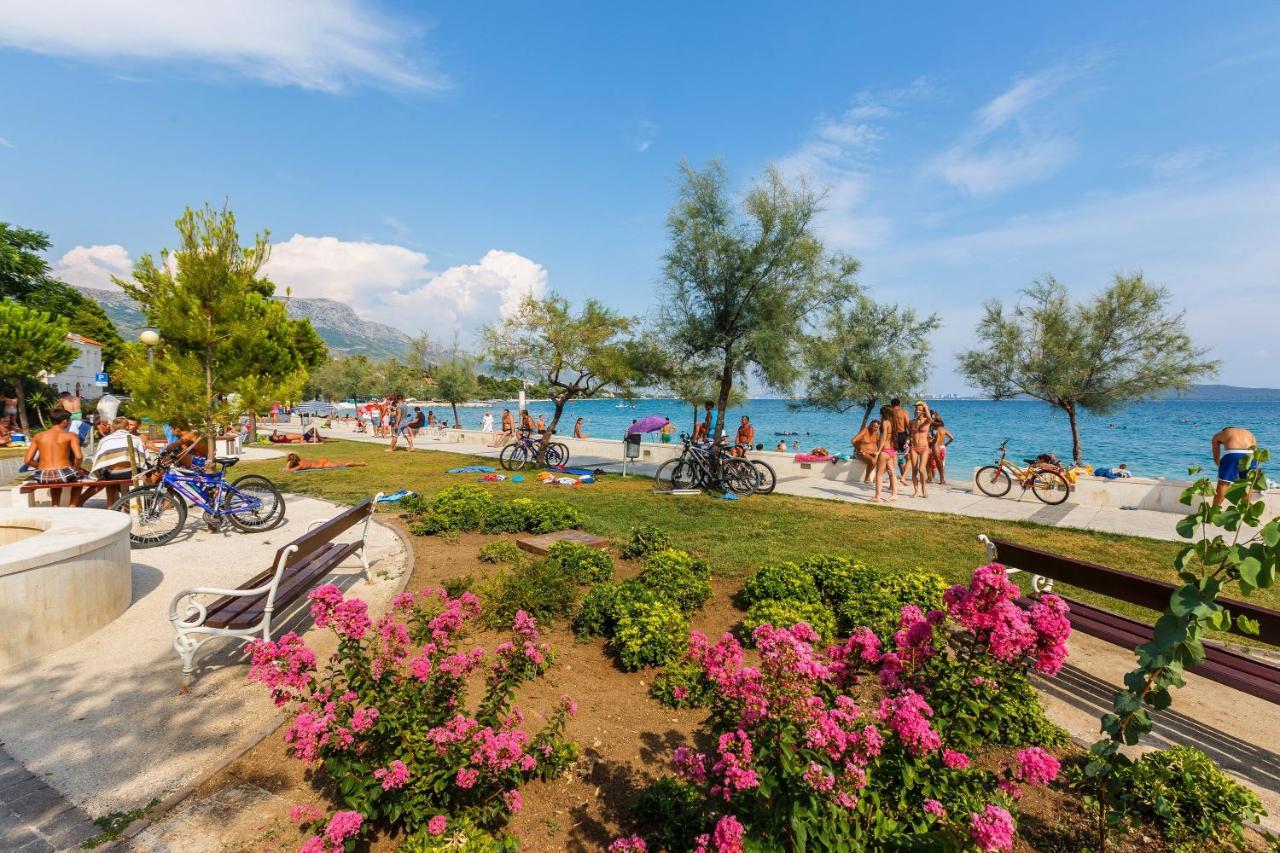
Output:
[0,507,132,669]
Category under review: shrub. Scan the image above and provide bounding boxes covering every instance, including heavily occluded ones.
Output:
[610,596,690,670]
[740,561,823,607]
[1114,746,1264,849]
[480,500,528,534]
[547,541,614,585]
[650,658,715,710]
[629,777,708,852]
[403,815,513,852]
[405,488,583,536]
[620,524,672,560]
[478,559,577,629]
[819,560,947,638]
[442,575,474,598]
[572,581,656,640]
[478,541,523,564]
[514,497,583,534]
[927,655,1069,750]
[431,484,496,531]
[639,549,712,614]
[740,599,837,644]
[245,589,576,847]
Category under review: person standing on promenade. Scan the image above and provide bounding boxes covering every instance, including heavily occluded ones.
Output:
[888,398,911,483]
[852,419,880,482]
[908,401,932,498]
[1211,426,1260,507]
[872,405,898,503]
[23,409,84,505]
[735,416,755,456]
[389,405,425,452]
[692,401,714,442]
[930,412,955,485]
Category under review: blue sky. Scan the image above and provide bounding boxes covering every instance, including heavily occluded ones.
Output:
[2,2,1277,393]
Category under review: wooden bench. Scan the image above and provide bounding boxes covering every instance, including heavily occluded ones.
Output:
[20,478,128,507]
[980,535,1280,705]
[169,493,384,686]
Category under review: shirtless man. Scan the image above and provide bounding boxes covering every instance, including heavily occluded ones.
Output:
[1212,426,1260,507]
[693,401,714,443]
[888,398,911,483]
[852,419,880,482]
[520,409,535,432]
[24,409,84,505]
[735,415,755,456]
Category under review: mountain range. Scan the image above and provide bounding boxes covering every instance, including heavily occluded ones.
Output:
[73,286,413,360]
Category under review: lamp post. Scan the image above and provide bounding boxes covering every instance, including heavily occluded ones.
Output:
[139,328,160,363]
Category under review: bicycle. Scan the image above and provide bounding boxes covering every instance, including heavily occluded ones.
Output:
[974,440,1071,506]
[498,429,569,471]
[731,445,777,495]
[654,434,758,495]
[111,453,286,548]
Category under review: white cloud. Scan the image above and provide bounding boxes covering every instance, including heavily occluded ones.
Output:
[0,0,444,93]
[930,64,1088,194]
[53,244,134,290]
[0,136,14,149]
[263,236,547,342]
[631,117,658,154]
[1131,145,1218,180]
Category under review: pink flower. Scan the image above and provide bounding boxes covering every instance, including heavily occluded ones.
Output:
[709,730,760,801]
[350,706,379,733]
[373,759,409,790]
[672,686,689,700]
[455,767,479,789]
[1014,747,1061,785]
[428,815,447,836]
[923,798,945,818]
[503,789,523,814]
[802,761,835,792]
[299,836,325,853]
[969,805,1015,852]
[323,811,363,845]
[561,694,578,717]
[673,747,709,785]
[608,835,648,852]
[711,815,746,853]
[878,691,941,755]
[289,804,324,824]
[942,749,970,770]
[245,633,316,705]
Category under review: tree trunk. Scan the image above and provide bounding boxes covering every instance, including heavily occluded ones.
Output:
[540,397,567,464]
[249,412,258,444]
[860,397,877,430]
[14,381,29,435]
[450,401,460,429]
[205,342,216,467]
[691,403,697,435]
[713,348,734,448]
[1065,403,1083,465]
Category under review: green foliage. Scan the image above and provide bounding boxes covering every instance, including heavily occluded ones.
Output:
[477,559,578,629]
[815,558,947,638]
[1110,746,1264,850]
[0,301,75,434]
[434,354,480,427]
[407,487,583,536]
[572,581,650,639]
[740,560,822,607]
[620,524,673,560]
[630,777,708,852]
[740,598,837,644]
[442,575,474,598]
[513,497,583,534]
[650,658,716,709]
[959,274,1218,463]
[658,160,861,439]
[478,540,523,564]
[403,816,515,853]
[927,655,1069,751]
[639,548,712,614]
[610,596,690,670]
[432,484,495,531]
[547,541,614,585]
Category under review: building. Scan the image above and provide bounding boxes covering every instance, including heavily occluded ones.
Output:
[42,333,105,398]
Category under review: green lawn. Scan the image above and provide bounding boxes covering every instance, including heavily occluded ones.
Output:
[236,439,1280,630]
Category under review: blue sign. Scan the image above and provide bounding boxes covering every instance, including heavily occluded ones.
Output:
[94,371,109,386]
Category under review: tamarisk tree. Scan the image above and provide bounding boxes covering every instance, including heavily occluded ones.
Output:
[0,300,76,434]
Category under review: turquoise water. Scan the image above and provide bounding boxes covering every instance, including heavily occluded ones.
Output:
[444,398,1280,480]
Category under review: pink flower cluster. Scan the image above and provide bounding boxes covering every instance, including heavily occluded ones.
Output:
[373,759,409,790]
[969,804,1015,852]
[308,585,373,640]
[709,730,761,801]
[608,835,648,852]
[693,814,746,853]
[878,691,942,756]
[245,632,316,706]
[1013,747,1061,785]
[944,565,1070,675]
[299,810,363,852]
[427,814,448,836]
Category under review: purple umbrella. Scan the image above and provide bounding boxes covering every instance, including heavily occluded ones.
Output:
[627,415,670,435]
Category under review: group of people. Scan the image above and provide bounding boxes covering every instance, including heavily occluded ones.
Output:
[850,398,955,503]
[20,408,156,505]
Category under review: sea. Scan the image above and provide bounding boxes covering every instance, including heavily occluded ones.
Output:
[440,398,1280,481]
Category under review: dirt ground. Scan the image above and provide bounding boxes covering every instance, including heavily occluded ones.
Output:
[146,521,1270,852]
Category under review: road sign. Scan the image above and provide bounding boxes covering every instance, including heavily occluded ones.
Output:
[94,372,109,386]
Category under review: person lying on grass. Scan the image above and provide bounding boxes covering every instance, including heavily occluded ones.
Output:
[285,453,368,472]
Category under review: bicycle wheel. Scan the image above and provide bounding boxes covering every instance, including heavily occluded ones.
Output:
[1030,469,1071,506]
[749,459,777,495]
[226,475,287,531]
[500,443,527,471]
[543,442,566,468]
[975,465,1012,498]
[654,459,680,490]
[672,460,700,490]
[722,459,758,496]
[111,485,187,548]
[553,442,570,467]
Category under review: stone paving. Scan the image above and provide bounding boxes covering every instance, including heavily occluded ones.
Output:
[0,747,100,852]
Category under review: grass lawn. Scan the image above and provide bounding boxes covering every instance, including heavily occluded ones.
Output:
[237,439,1280,629]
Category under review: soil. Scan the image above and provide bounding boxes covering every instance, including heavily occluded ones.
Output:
[158,520,1271,852]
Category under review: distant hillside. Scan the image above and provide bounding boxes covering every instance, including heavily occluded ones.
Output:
[74,286,414,360]
[1164,384,1280,402]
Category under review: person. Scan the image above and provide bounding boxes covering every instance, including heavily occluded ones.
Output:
[888,398,911,482]
[1,394,17,425]
[520,409,535,432]
[693,401,714,443]
[1211,426,1260,507]
[660,420,675,444]
[871,405,898,503]
[790,441,799,452]
[574,417,586,439]
[1094,464,1132,479]
[390,406,426,452]
[734,416,755,456]
[270,403,280,426]
[427,410,437,428]
[285,453,367,472]
[90,417,147,481]
[0,418,11,447]
[24,409,84,505]
[481,411,494,433]
[908,401,932,498]
[535,414,546,433]
[369,401,383,437]
[929,412,955,485]
[775,439,787,452]
[852,419,880,483]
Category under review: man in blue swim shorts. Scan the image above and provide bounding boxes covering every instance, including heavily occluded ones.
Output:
[1211,425,1259,507]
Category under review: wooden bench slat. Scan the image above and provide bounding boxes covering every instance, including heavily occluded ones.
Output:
[281,499,373,570]
[203,541,353,629]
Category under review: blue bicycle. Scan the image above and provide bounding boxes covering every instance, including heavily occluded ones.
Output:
[111,454,286,548]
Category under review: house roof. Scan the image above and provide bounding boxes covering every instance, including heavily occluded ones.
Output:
[66,333,105,348]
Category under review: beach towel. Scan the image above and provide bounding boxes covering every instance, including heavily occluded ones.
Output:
[289,466,351,472]
[376,490,418,503]
[720,491,739,501]
[794,453,836,463]
[549,466,604,477]
[448,465,495,474]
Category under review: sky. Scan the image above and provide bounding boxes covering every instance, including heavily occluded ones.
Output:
[1,1,1278,393]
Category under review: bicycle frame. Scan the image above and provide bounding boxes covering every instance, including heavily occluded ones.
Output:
[161,467,261,518]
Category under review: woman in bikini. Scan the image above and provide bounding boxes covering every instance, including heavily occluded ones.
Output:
[285,453,367,472]
[909,401,932,498]
[851,419,881,483]
[930,412,955,485]
[872,406,898,503]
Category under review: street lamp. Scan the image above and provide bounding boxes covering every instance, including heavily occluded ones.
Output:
[140,328,160,362]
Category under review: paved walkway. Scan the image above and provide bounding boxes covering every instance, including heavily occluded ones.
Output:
[284,425,1190,542]
[0,747,99,852]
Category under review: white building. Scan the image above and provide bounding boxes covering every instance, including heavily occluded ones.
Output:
[42,333,105,398]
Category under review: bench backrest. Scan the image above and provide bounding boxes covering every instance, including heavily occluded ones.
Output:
[988,537,1280,647]
[277,498,374,570]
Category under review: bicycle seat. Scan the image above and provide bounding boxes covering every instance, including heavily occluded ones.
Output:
[1022,458,1038,465]
[215,456,240,467]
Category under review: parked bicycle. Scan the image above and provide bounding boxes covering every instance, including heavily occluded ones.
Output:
[974,439,1071,506]
[111,451,286,548]
[498,428,570,471]
[654,434,758,495]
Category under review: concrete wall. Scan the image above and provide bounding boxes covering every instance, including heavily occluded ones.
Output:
[0,508,132,669]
